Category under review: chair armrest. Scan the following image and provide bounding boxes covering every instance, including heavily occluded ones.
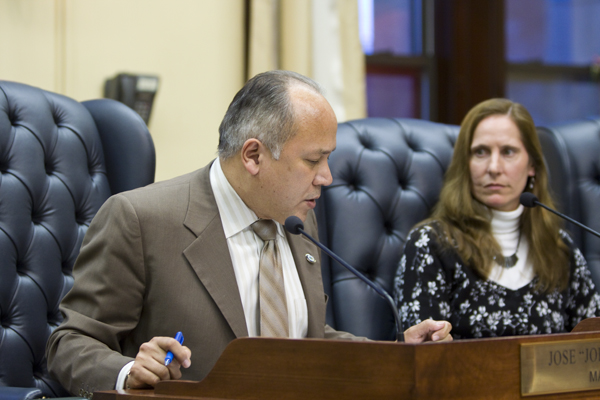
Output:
[0,387,87,400]
[0,387,43,400]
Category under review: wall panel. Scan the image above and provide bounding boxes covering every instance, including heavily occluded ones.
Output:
[1,0,245,181]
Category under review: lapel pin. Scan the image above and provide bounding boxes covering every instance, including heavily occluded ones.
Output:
[305,253,316,264]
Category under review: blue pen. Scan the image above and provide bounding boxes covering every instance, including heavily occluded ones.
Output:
[164,331,184,366]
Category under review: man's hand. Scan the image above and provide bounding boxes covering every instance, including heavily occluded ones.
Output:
[126,336,192,389]
[403,319,453,344]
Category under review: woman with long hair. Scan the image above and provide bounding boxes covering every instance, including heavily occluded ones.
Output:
[393,98,600,338]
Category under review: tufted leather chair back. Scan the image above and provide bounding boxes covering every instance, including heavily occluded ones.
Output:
[0,80,155,398]
[315,118,459,340]
[538,117,600,287]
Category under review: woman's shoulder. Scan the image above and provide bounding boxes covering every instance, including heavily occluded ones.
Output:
[407,220,438,237]
[558,229,583,259]
[559,229,588,269]
[558,229,574,245]
[406,220,447,247]
[403,220,465,270]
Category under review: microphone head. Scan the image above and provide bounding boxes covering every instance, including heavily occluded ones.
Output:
[284,216,304,235]
[520,192,539,208]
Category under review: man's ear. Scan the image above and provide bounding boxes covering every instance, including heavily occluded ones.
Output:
[241,139,264,176]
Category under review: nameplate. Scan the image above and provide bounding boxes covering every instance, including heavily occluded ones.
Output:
[521,339,600,396]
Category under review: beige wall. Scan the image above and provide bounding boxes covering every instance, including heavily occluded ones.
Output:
[0,0,245,182]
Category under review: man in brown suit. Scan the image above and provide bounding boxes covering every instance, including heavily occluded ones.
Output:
[46,71,452,396]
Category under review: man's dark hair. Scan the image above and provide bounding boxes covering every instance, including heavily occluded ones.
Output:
[218,70,322,160]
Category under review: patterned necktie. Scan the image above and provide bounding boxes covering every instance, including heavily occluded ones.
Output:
[251,219,289,338]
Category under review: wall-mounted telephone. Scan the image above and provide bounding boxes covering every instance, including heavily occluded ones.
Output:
[104,73,159,124]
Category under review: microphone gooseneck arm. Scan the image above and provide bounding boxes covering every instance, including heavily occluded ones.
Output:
[535,203,600,239]
[285,216,404,342]
[520,192,600,239]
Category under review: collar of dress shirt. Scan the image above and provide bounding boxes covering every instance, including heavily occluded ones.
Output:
[209,158,284,239]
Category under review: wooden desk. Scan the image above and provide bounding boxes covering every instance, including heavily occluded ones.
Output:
[93,318,600,400]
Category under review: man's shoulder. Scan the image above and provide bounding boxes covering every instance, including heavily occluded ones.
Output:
[120,165,211,201]
[100,164,214,220]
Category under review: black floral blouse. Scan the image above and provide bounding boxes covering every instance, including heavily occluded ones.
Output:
[393,223,600,339]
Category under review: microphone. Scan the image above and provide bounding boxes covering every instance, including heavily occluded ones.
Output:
[284,216,404,342]
[519,192,600,239]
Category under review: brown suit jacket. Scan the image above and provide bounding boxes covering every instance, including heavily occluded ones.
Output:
[46,163,355,396]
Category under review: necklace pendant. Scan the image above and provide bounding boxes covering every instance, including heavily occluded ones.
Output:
[495,230,522,269]
[503,254,519,269]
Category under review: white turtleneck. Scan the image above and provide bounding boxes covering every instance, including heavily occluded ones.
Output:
[487,204,535,290]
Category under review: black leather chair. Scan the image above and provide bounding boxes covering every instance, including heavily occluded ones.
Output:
[538,117,600,287]
[315,118,459,340]
[317,115,600,341]
[0,80,155,400]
